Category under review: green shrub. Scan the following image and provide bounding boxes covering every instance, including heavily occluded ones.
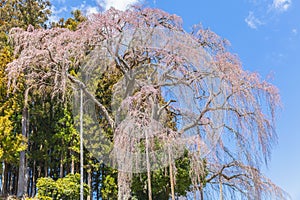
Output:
[36,173,89,200]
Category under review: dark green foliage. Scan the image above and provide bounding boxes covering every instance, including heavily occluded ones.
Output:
[174,151,192,195]
[101,167,118,199]
[131,151,192,199]
[0,0,51,32]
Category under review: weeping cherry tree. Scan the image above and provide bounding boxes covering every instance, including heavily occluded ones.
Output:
[6,7,288,200]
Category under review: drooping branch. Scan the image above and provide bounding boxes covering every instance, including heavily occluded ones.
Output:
[67,74,115,129]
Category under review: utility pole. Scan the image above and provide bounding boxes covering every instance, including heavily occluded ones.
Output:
[80,88,84,200]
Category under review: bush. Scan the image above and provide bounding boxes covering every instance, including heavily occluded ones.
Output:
[36,173,89,200]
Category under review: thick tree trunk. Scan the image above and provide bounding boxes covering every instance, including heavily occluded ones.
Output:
[145,131,152,200]
[87,167,92,200]
[24,167,29,196]
[17,107,28,198]
[71,157,75,174]
[169,163,175,200]
[9,170,13,194]
[219,177,223,200]
[146,168,152,200]
[1,162,8,196]
[37,164,41,178]
[60,154,64,178]
[44,162,48,177]
[13,171,17,195]
[17,150,25,197]
[117,171,131,200]
[70,150,75,174]
[28,168,32,197]
[31,160,36,197]
[194,190,197,200]
[199,187,204,200]
[168,148,175,200]
[0,163,3,195]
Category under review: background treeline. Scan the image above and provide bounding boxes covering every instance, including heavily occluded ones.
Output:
[0,1,191,199]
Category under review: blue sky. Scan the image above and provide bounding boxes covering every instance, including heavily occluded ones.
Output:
[51,0,300,199]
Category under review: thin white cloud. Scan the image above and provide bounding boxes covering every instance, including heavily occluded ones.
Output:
[292,28,298,35]
[71,2,100,16]
[96,0,143,11]
[49,5,68,22]
[71,2,86,12]
[245,0,293,30]
[57,0,66,3]
[245,12,263,29]
[48,15,60,23]
[272,0,292,11]
[51,6,68,14]
[85,6,100,15]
